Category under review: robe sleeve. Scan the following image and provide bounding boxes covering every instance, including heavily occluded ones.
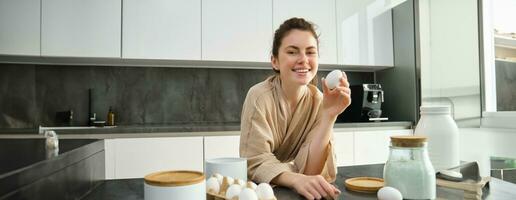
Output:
[240,101,296,183]
[292,110,338,183]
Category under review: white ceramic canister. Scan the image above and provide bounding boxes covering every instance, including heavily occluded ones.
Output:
[144,170,206,200]
[414,105,460,171]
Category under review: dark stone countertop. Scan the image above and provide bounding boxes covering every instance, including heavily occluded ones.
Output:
[0,138,103,198]
[82,164,516,200]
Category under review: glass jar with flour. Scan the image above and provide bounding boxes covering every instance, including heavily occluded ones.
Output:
[384,136,435,199]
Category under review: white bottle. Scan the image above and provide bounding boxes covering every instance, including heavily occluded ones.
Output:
[414,105,459,171]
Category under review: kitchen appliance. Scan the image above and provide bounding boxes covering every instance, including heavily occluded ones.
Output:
[337,84,387,122]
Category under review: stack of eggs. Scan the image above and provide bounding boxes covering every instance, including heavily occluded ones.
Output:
[206,173,276,200]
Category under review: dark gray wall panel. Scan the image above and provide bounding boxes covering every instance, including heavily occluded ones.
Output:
[0,64,374,128]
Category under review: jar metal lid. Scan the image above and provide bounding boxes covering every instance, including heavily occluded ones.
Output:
[144,170,205,187]
[390,135,427,147]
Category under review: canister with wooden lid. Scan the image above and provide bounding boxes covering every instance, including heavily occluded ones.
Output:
[144,170,206,200]
[383,135,435,199]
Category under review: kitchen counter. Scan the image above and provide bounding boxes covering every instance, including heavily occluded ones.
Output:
[0,121,412,139]
[82,164,516,200]
[0,138,104,199]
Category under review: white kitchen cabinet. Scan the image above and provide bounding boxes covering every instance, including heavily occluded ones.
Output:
[122,0,201,60]
[104,139,116,179]
[273,0,337,64]
[336,0,394,66]
[333,131,354,166]
[105,137,204,179]
[202,0,272,62]
[41,0,121,57]
[0,0,40,56]
[204,135,240,160]
[354,129,412,165]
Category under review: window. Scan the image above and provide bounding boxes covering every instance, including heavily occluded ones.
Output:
[481,0,516,128]
[482,0,516,112]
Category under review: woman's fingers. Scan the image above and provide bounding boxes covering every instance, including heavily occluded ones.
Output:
[321,77,330,94]
[318,180,338,199]
[311,181,328,199]
[333,185,341,194]
[292,175,342,200]
[299,189,315,200]
[341,71,348,79]
[333,87,350,95]
[339,72,349,87]
[330,184,341,199]
[307,186,321,199]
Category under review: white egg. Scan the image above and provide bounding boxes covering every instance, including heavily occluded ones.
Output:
[206,177,220,194]
[225,184,242,199]
[226,176,234,185]
[239,188,258,200]
[377,186,403,200]
[213,173,223,185]
[325,70,343,89]
[255,183,274,200]
[246,181,257,190]
[237,179,246,187]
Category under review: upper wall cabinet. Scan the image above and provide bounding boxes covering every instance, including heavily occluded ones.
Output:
[0,0,40,56]
[41,0,121,57]
[273,0,338,65]
[123,0,201,60]
[336,0,394,66]
[202,0,272,62]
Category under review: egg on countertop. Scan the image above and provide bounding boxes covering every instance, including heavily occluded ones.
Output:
[225,184,242,199]
[246,181,257,190]
[377,186,403,200]
[225,176,234,185]
[239,188,258,200]
[255,183,274,200]
[206,177,220,194]
[213,173,224,185]
[237,179,246,187]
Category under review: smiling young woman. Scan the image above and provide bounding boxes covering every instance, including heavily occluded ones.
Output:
[239,17,351,200]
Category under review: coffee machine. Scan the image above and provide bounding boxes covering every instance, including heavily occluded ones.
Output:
[337,84,387,122]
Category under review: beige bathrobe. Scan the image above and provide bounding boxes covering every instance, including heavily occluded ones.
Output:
[240,75,337,184]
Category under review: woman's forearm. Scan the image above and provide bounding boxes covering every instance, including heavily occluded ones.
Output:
[271,171,301,187]
[304,114,336,175]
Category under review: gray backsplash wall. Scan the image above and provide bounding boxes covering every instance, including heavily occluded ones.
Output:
[0,64,374,128]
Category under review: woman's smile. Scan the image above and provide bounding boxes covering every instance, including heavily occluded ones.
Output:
[292,67,311,77]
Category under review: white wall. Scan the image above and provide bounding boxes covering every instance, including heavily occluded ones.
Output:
[459,127,516,177]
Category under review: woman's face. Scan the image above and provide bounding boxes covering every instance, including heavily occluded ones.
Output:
[272,29,319,87]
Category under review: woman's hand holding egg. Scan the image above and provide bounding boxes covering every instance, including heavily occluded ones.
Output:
[322,70,351,118]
